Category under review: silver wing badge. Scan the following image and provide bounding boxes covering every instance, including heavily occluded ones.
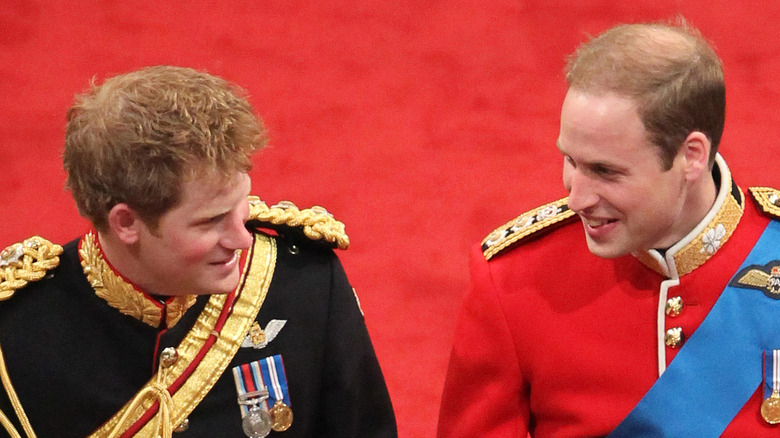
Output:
[241,319,287,349]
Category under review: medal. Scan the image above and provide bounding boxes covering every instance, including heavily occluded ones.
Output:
[263,355,294,431]
[233,361,273,438]
[233,355,294,435]
[242,405,272,438]
[761,391,780,424]
[270,399,294,432]
[762,349,780,424]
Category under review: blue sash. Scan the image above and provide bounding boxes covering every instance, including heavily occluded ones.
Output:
[609,220,780,437]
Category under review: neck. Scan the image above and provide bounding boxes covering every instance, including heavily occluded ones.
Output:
[675,169,719,245]
[96,231,149,293]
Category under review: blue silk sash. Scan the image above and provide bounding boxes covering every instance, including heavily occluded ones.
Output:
[609,220,780,437]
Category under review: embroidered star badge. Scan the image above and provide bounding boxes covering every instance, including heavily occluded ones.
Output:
[241,320,287,349]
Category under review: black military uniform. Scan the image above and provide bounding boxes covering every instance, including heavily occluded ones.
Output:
[0,200,397,437]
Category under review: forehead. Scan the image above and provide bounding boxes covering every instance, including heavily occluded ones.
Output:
[164,171,250,217]
[558,89,653,157]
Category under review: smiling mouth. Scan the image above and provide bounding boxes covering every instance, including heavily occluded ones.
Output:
[213,252,240,266]
[584,218,617,228]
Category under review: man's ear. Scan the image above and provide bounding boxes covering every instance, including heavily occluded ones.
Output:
[106,203,143,244]
[680,131,712,181]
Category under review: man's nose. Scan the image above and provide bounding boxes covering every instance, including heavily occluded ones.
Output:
[223,214,253,251]
[564,170,599,213]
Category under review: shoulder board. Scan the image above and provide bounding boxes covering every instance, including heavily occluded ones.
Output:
[749,187,780,220]
[481,197,576,261]
[246,197,349,250]
[0,236,63,301]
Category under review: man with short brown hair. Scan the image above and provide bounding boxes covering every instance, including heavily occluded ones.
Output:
[0,65,397,438]
[439,21,780,437]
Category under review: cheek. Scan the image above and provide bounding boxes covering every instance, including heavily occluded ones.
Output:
[171,233,220,264]
[602,185,647,217]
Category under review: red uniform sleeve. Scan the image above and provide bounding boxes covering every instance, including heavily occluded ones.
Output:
[437,245,530,437]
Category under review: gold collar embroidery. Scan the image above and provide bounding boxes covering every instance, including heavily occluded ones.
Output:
[78,231,197,329]
[634,155,744,278]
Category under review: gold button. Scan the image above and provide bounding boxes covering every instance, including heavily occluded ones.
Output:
[665,296,684,317]
[160,347,179,369]
[174,418,190,432]
[665,327,685,348]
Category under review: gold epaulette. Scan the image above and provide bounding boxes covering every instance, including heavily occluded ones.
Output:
[749,187,780,220]
[0,236,63,300]
[481,197,576,261]
[247,197,350,250]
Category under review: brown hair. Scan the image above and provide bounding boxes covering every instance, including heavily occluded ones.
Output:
[565,19,725,169]
[64,66,266,230]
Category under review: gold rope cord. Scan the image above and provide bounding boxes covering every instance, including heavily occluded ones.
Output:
[0,342,36,438]
[248,197,350,250]
[107,363,174,438]
[0,237,62,301]
[0,236,61,438]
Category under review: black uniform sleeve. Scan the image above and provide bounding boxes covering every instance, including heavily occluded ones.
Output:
[316,255,398,437]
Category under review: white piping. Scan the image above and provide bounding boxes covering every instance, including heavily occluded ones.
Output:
[646,154,732,376]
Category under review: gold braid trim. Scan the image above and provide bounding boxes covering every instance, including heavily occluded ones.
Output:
[749,187,780,219]
[247,197,350,250]
[481,198,576,261]
[0,237,62,301]
[79,232,197,329]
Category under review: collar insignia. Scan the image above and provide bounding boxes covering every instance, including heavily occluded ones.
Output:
[241,319,287,349]
[730,261,780,300]
[79,231,197,328]
[635,157,744,277]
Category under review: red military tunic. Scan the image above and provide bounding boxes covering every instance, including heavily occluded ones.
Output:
[438,156,780,437]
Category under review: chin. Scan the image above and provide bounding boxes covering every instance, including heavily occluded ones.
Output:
[213,275,242,295]
[585,239,628,260]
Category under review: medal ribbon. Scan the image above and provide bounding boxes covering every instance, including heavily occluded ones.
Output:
[259,355,291,407]
[232,361,269,417]
[232,355,291,418]
[766,349,780,399]
[609,219,780,437]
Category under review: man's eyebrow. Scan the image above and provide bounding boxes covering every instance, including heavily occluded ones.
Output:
[556,142,628,173]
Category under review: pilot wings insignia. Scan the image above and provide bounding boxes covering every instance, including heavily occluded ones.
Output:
[241,319,287,349]
[730,262,780,300]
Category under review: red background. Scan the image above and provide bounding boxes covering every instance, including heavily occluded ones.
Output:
[1,2,779,436]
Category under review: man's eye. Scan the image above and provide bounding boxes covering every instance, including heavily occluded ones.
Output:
[593,166,618,177]
[201,214,226,226]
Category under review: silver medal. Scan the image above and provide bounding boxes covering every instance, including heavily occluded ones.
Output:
[242,405,272,438]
